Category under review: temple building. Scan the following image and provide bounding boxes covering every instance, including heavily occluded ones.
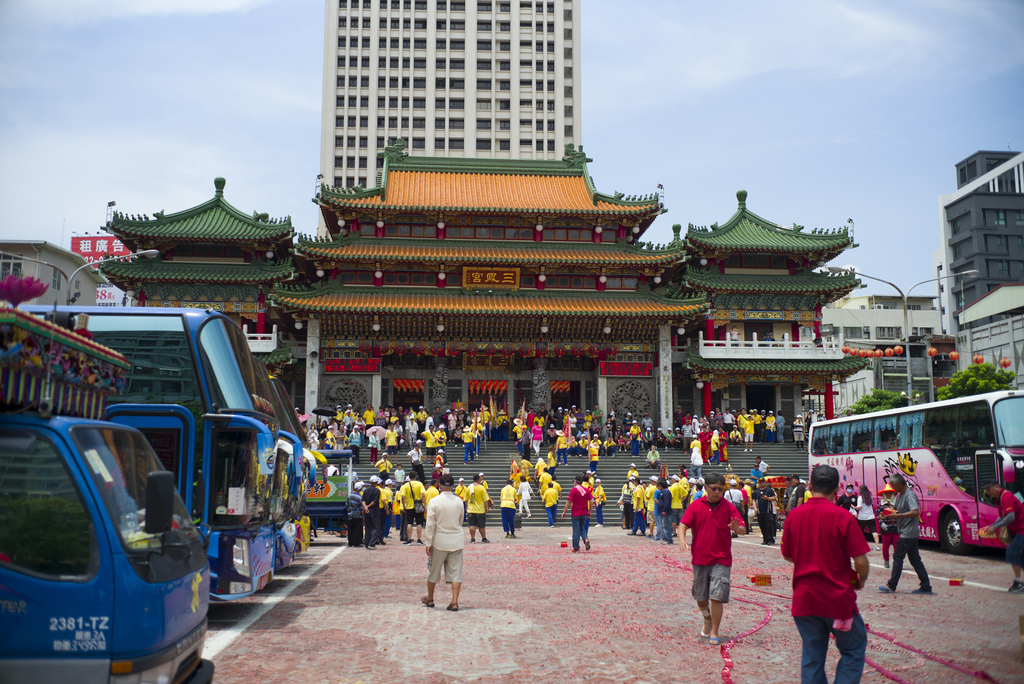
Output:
[275,143,707,427]
[673,190,867,421]
[100,177,297,364]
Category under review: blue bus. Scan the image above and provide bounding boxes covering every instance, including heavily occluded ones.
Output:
[1,304,213,682]
[37,306,300,600]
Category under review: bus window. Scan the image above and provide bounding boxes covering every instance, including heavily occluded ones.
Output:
[976,451,998,504]
[850,419,873,452]
[875,416,897,451]
[811,426,830,455]
[830,423,848,454]
[993,396,1024,448]
[959,401,993,449]
[926,407,961,489]
[898,411,924,449]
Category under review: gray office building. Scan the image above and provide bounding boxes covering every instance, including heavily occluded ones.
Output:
[933,150,1024,334]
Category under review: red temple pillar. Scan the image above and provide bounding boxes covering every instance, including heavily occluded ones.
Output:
[791,322,800,344]
[704,317,714,340]
[702,383,712,416]
[437,221,446,240]
[824,384,835,420]
[256,290,266,334]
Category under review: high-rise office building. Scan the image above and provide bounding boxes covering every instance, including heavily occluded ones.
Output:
[320,0,582,190]
[932,150,1024,334]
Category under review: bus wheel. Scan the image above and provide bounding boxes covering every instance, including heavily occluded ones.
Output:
[940,510,968,556]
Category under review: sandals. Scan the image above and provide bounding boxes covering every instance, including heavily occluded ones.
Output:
[446,603,459,612]
[700,611,712,638]
[708,637,721,646]
[421,597,435,608]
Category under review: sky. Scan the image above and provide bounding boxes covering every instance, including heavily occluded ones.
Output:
[1,0,1023,293]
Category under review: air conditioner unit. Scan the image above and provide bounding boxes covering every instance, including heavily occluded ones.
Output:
[875,305,885,310]
[863,327,871,335]
[859,305,866,309]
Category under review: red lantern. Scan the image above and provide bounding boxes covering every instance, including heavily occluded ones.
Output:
[1000,357,1012,369]
[841,345,850,355]
[893,345,904,356]
[949,350,960,361]
[973,354,984,365]
[876,349,884,358]
[927,347,937,357]
[860,349,870,358]
[884,348,894,357]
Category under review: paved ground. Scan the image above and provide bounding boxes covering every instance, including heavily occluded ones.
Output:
[205,523,1023,684]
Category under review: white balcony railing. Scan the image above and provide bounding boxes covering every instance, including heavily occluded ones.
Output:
[692,332,846,360]
[243,324,278,354]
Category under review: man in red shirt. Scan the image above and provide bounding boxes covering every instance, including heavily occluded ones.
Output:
[979,479,1024,593]
[781,465,870,684]
[561,473,594,552]
[678,472,746,646]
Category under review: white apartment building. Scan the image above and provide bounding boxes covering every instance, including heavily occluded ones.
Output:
[320,0,582,190]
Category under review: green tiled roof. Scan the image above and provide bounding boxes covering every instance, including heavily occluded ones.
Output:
[100,259,294,285]
[685,351,869,374]
[685,190,853,257]
[255,340,296,366]
[684,268,860,295]
[106,178,294,244]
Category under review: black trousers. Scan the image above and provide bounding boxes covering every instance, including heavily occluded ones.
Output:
[757,511,776,543]
[347,517,363,547]
[412,463,426,482]
[363,510,378,547]
[887,538,931,591]
[350,445,360,464]
[623,503,634,529]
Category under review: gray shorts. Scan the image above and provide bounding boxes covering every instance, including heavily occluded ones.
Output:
[671,509,682,525]
[692,563,731,603]
[427,548,463,584]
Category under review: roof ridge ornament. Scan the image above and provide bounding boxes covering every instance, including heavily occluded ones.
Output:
[736,189,747,209]
[562,143,592,170]
[381,138,409,165]
[214,177,226,197]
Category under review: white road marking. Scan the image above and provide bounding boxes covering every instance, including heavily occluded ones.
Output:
[731,538,1006,592]
[203,546,346,659]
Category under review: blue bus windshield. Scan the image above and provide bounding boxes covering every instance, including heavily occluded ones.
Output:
[197,318,278,417]
[994,396,1024,448]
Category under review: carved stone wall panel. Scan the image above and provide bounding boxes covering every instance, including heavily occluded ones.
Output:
[321,376,370,410]
[609,379,654,419]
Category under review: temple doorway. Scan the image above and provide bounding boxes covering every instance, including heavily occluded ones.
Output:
[745,385,775,414]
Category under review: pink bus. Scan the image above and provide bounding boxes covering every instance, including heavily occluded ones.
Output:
[808,391,1023,555]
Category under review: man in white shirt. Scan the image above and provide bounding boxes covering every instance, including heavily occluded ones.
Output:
[517,479,534,518]
[325,463,340,477]
[408,440,426,482]
[423,473,466,611]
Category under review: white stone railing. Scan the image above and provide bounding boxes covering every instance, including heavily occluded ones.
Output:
[690,332,846,360]
[243,324,278,353]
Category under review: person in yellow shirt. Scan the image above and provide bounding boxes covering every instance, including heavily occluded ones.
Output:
[577,435,589,461]
[752,410,764,443]
[434,427,447,454]
[535,454,548,482]
[362,405,376,427]
[619,477,637,530]
[455,477,470,515]
[710,429,721,465]
[518,455,533,483]
[630,481,647,535]
[587,439,601,474]
[645,476,657,537]
[593,478,607,527]
[461,426,476,464]
[744,411,755,452]
[399,471,427,545]
[466,473,491,543]
[385,426,399,457]
[604,436,616,460]
[380,479,394,538]
[539,469,553,496]
[500,479,518,538]
[669,475,687,538]
[555,430,568,465]
[513,419,526,456]
[542,481,560,527]
[629,420,642,458]
[627,463,639,481]
[376,455,393,479]
[424,480,440,510]
[422,428,437,459]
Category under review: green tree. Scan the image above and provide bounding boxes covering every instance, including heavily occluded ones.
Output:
[847,389,909,415]
[937,362,1015,401]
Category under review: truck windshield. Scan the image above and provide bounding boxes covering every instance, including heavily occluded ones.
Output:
[197,318,278,418]
[71,427,196,553]
[994,397,1024,448]
[86,314,204,408]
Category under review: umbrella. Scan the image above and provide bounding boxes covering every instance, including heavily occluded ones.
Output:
[366,425,386,439]
[312,405,337,417]
[298,413,312,424]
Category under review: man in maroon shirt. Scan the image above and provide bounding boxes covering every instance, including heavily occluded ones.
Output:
[781,465,870,684]
[979,479,1024,592]
[678,472,746,646]
[561,473,594,552]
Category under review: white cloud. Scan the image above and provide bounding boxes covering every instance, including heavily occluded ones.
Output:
[1,0,276,26]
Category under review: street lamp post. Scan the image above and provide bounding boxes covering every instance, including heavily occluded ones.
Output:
[0,249,160,305]
[827,267,978,406]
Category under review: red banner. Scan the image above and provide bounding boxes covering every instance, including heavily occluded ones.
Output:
[599,361,652,377]
[325,358,381,373]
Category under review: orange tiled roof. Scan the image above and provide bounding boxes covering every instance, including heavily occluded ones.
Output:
[321,171,660,215]
[298,240,683,266]
[274,288,706,318]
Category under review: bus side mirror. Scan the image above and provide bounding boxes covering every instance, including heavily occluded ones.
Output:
[146,471,176,535]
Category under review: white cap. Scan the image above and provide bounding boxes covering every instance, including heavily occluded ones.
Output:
[697,478,705,484]
[385,479,394,485]
[370,475,380,483]
[354,481,365,489]
[671,475,680,481]
[437,448,445,453]
[459,477,465,482]
[596,478,601,483]
[630,463,636,467]
[649,475,658,481]
[799,479,807,484]
[687,478,696,484]
[478,472,485,477]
